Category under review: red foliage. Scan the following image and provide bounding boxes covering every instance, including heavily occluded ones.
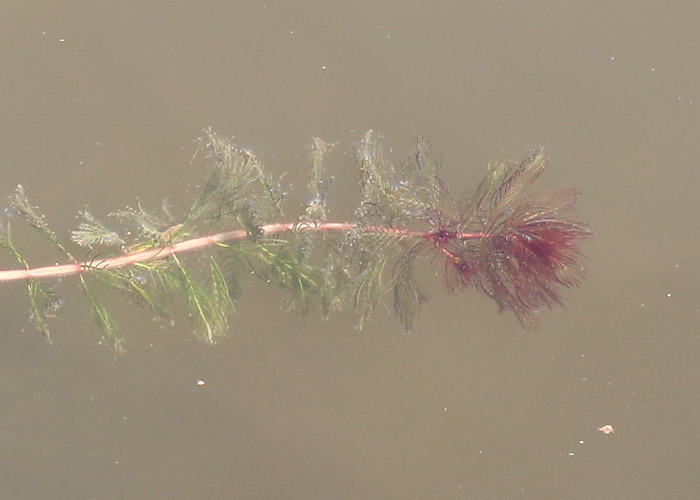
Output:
[437,189,590,328]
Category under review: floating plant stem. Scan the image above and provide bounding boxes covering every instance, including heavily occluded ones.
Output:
[0,130,590,350]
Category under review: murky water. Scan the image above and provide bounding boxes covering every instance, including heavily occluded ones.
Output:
[1,2,699,498]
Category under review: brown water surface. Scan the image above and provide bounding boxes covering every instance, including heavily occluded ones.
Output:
[1,2,699,499]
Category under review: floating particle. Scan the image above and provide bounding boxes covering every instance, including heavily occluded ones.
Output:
[598,424,614,435]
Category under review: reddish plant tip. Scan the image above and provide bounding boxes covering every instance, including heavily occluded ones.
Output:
[477,214,590,327]
[507,223,584,270]
[436,184,592,328]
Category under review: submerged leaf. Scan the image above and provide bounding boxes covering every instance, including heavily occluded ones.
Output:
[461,149,547,232]
[255,233,322,314]
[112,203,169,243]
[170,255,232,343]
[72,211,124,248]
[393,248,428,330]
[27,279,61,342]
[186,128,277,227]
[304,137,334,222]
[12,185,73,258]
[79,276,124,353]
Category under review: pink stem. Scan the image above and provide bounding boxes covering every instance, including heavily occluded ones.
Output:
[0,222,484,283]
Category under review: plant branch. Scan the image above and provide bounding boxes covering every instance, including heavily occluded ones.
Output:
[0,130,590,349]
[0,223,484,282]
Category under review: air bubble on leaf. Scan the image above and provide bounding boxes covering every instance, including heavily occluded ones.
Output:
[132,272,147,285]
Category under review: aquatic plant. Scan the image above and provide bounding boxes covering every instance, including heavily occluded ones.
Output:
[0,130,590,351]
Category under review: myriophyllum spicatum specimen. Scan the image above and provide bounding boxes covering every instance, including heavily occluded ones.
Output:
[0,130,590,351]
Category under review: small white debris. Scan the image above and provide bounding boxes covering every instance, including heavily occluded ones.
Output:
[196,379,205,386]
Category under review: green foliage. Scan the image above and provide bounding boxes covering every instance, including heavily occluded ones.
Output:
[12,185,73,258]
[79,275,124,352]
[459,149,547,233]
[1,226,58,340]
[304,137,334,222]
[356,132,460,234]
[170,255,233,343]
[72,211,124,248]
[393,247,429,331]
[255,233,322,314]
[112,203,176,246]
[185,129,285,228]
